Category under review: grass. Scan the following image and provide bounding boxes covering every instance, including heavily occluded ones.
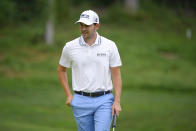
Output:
[102,26,196,92]
[120,90,196,131]
[1,81,196,131]
[0,9,196,130]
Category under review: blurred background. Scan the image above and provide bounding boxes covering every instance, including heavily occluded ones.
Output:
[0,0,196,130]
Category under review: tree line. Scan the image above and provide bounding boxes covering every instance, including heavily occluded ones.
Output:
[0,0,195,26]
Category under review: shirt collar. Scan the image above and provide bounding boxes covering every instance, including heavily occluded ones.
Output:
[79,32,101,46]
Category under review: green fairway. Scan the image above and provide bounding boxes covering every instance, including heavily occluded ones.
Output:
[120,90,196,131]
[0,84,196,131]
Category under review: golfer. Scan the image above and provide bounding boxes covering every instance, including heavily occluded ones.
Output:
[58,10,122,131]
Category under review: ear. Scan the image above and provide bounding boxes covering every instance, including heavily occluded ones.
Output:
[95,24,100,30]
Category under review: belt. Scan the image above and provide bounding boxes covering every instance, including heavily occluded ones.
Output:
[74,90,112,97]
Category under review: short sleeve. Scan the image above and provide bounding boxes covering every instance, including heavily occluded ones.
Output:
[109,43,122,67]
[59,45,71,68]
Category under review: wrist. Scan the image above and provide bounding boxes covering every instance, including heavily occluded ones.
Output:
[114,98,120,103]
[114,92,121,102]
[65,92,73,98]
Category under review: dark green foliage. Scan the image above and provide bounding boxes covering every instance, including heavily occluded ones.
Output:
[0,0,17,25]
[0,0,47,25]
[71,0,117,7]
[55,0,70,24]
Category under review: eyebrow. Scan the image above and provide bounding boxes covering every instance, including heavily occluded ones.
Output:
[80,23,90,27]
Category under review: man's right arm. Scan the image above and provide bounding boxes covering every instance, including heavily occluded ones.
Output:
[57,65,73,106]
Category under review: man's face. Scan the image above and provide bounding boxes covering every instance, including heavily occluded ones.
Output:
[80,23,99,40]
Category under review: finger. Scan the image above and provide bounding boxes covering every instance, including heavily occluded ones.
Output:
[112,107,115,116]
[115,110,119,116]
[66,101,71,106]
[116,107,122,116]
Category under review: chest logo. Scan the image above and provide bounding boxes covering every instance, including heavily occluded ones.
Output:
[97,53,106,56]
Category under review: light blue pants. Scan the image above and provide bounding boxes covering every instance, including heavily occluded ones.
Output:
[70,93,114,131]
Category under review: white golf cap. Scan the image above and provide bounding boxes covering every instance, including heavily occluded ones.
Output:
[75,10,99,25]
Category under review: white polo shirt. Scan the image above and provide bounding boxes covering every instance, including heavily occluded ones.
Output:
[59,33,122,92]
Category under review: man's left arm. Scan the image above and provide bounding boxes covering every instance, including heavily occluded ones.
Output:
[111,66,122,116]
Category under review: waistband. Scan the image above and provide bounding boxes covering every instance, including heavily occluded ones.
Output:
[74,90,112,97]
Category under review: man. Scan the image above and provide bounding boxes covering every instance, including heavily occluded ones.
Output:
[58,10,122,131]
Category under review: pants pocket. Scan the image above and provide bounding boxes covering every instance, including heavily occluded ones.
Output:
[70,95,75,107]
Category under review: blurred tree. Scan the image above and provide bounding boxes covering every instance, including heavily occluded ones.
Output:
[0,0,46,26]
[184,0,191,16]
[71,0,116,7]
[0,0,195,27]
[124,0,139,15]
[55,0,70,24]
[154,0,195,13]
[0,0,16,25]
[45,0,55,45]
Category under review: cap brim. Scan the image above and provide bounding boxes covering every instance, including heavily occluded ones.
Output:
[75,19,93,25]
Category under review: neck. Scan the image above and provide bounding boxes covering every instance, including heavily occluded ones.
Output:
[84,33,97,46]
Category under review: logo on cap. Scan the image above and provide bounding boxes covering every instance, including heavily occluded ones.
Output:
[80,14,89,19]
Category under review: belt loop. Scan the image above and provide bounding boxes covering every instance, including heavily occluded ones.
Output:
[104,91,105,95]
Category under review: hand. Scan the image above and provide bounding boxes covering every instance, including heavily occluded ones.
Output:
[66,95,73,106]
[112,101,122,116]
